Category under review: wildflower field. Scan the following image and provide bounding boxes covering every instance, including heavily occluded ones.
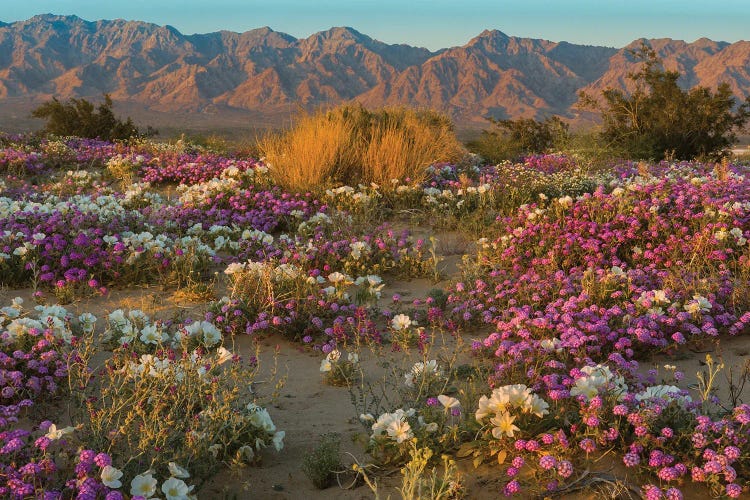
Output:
[0,133,749,499]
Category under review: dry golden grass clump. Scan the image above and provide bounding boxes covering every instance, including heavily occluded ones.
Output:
[259,104,465,191]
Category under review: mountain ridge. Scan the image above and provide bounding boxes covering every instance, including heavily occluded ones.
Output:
[1,14,748,130]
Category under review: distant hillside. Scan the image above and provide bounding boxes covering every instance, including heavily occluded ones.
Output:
[1,14,749,131]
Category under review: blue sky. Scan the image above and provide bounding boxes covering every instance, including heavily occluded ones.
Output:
[4,0,749,50]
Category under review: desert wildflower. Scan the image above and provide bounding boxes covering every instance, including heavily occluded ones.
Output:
[491,412,520,438]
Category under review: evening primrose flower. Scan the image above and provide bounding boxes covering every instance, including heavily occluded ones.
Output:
[128,309,149,324]
[570,364,626,401]
[490,411,520,438]
[391,314,413,331]
[1,297,22,316]
[438,395,461,412]
[214,235,227,250]
[168,462,191,479]
[248,407,276,433]
[636,385,692,407]
[162,476,193,500]
[108,309,128,328]
[684,295,712,314]
[216,347,233,365]
[201,322,222,346]
[372,409,412,436]
[504,384,532,407]
[349,241,371,259]
[365,275,383,287]
[609,266,626,277]
[78,312,97,332]
[539,338,563,353]
[131,472,158,498]
[320,358,333,372]
[320,348,336,369]
[12,245,29,258]
[6,318,45,340]
[37,304,69,319]
[730,227,746,245]
[45,423,75,440]
[327,272,349,284]
[386,419,413,443]
[486,390,511,414]
[183,322,202,338]
[638,290,669,307]
[140,324,167,345]
[570,377,601,400]
[224,262,245,275]
[475,395,495,422]
[557,195,574,208]
[100,465,123,488]
[39,314,71,342]
[404,360,440,387]
[526,394,550,417]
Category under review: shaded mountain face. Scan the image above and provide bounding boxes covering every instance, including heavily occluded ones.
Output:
[1,14,748,127]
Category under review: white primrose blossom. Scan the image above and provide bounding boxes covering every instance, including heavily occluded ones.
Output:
[391,314,413,331]
[404,360,441,388]
[569,364,627,401]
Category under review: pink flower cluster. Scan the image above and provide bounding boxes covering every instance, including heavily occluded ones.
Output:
[139,152,260,184]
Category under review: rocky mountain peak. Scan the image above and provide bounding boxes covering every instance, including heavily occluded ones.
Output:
[0,15,748,129]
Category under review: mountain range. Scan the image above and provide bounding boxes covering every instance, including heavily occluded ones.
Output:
[1,14,749,132]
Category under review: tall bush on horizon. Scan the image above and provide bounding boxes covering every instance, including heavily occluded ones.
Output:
[579,44,750,161]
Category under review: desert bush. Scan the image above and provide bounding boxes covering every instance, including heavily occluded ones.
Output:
[260,104,465,191]
[67,312,284,482]
[557,130,624,170]
[31,94,156,141]
[579,44,750,161]
[467,116,569,164]
[259,112,357,191]
[301,433,343,489]
[361,108,465,186]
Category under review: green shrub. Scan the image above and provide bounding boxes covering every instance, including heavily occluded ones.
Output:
[31,94,156,141]
[467,116,568,164]
[301,433,343,489]
[579,44,750,161]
